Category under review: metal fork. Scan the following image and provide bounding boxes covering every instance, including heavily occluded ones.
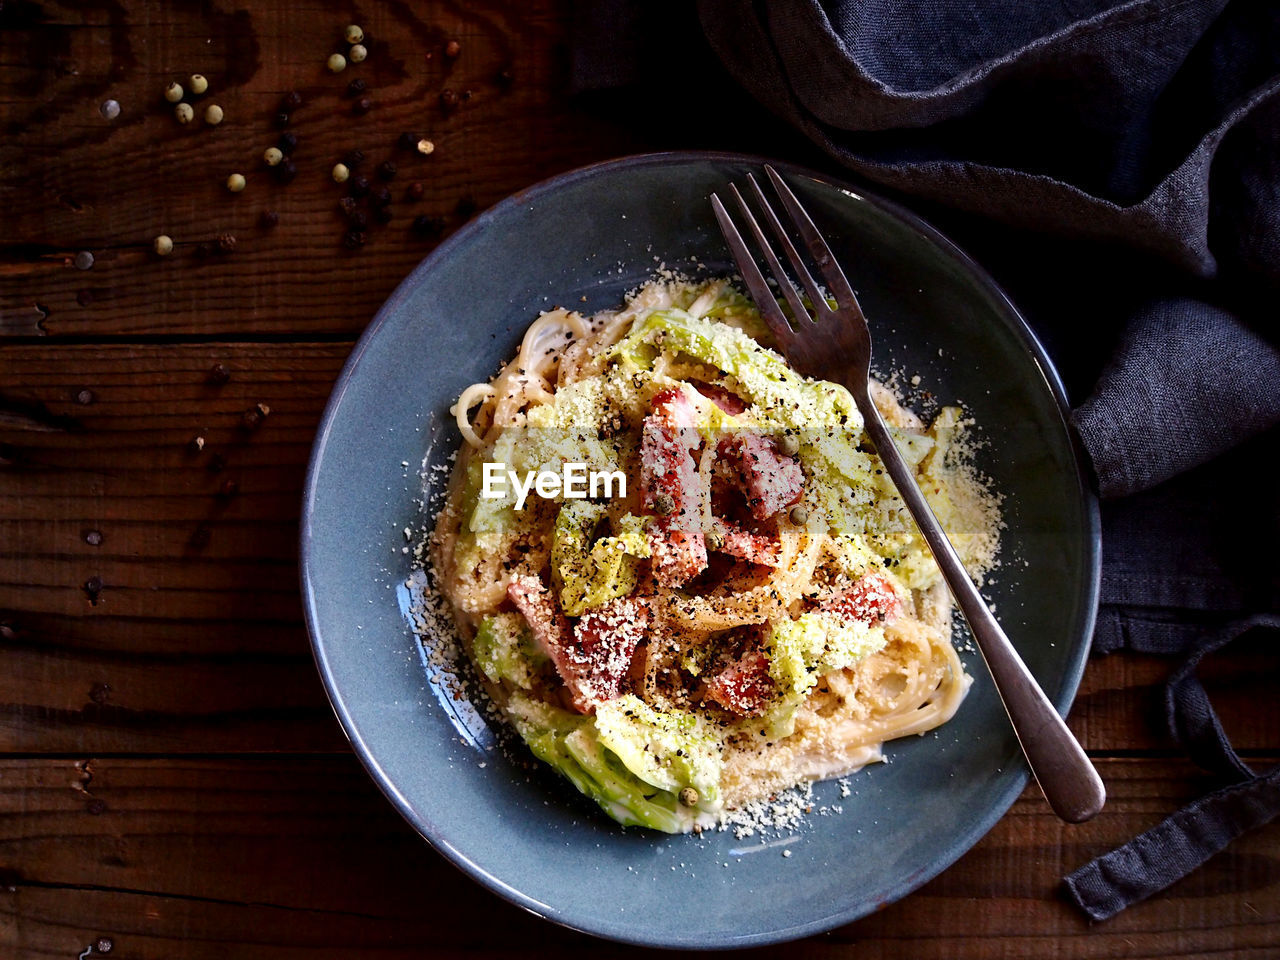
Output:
[712,165,1105,824]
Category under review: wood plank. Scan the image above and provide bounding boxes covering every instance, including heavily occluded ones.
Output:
[0,0,808,339]
[1,756,1277,958]
[4,343,1278,754]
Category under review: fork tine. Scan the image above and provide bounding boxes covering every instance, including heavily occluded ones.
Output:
[763,165,864,323]
[725,183,811,334]
[744,173,834,324]
[710,193,798,351]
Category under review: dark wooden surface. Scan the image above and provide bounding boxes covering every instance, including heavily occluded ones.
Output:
[3,2,1279,957]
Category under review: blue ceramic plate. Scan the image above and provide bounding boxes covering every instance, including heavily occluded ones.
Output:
[301,152,1100,949]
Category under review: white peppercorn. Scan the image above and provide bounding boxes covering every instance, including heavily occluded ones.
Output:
[262,146,283,167]
[327,53,347,73]
[345,24,364,44]
[204,103,224,125]
[174,102,195,124]
[226,172,246,192]
[189,74,208,95]
[164,81,184,103]
[331,163,350,183]
[153,234,174,256]
[349,43,367,63]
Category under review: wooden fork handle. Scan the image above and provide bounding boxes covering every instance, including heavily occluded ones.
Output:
[854,388,1106,823]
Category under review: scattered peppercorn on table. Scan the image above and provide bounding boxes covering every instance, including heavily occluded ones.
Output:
[1,3,1278,958]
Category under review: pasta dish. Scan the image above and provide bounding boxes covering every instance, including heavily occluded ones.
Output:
[431,278,999,833]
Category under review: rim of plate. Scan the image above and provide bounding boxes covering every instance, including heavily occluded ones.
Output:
[300,150,1102,949]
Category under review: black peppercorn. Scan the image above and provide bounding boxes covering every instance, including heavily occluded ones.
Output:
[278,131,298,154]
[373,205,393,224]
[353,97,372,116]
[338,196,358,217]
[496,66,514,88]
[218,478,239,499]
[377,160,396,181]
[85,529,103,546]
[343,229,367,250]
[84,575,103,597]
[348,209,368,230]
[444,39,461,59]
[273,159,298,184]
[397,131,419,151]
[194,242,211,259]
[259,210,279,229]
[240,402,270,431]
[371,186,391,207]
[440,88,458,111]
[411,214,445,237]
[208,362,231,384]
[343,149,365,168]
[407,181,425,200]
[346,78,367,97]
[274,111,290,128]
[74,389,95,405]
[348,175,370,198]
[282,90,303,110]
[216,233,237,254]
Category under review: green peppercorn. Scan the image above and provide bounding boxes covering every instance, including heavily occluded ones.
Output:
[653,493,675,516]
[777,432,800,457]
[174,102,195,124]
[331,163,350,183]
[789,505,809,525]
[203,103,224,125]
[349,43,367,63]
[153,234,174,256]
[225,172,246,192]
[345,24,364,44]
[164,81,184,103]
[262,146,283,167]
[189,74,208,95]
[327,53,347,73]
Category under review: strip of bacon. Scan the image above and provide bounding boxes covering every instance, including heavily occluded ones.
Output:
[708,517,782,567]
[718,433,804,520]
[648,521,709,588]
[572,596,650,705]
[689,380,748,415]
[506,576,649,713]
[640,387,708,586]
[706,649,774,717]
[817,572,902,625]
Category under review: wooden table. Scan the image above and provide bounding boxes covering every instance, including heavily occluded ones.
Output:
[3,3,1278,956]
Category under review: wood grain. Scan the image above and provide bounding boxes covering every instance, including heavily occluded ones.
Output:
[4,343,1280,755]
[1,756,1277,959]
